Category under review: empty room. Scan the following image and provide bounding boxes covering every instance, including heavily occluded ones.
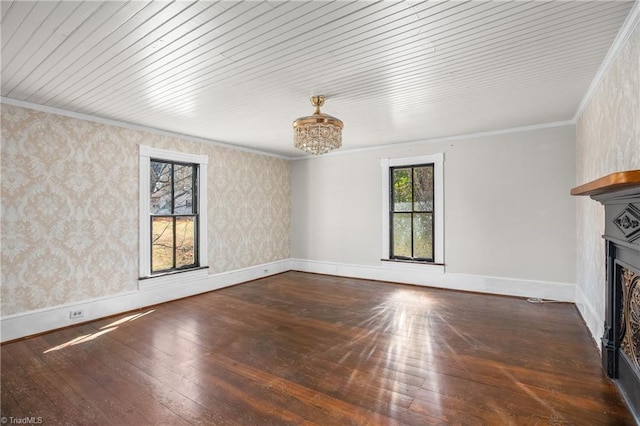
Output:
[1,1,639,424]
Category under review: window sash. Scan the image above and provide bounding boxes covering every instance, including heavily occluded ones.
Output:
[149,160,199,274]
[389,164,434,262]
[151,214,198,273]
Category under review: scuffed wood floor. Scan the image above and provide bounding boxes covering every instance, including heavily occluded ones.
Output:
[1,271,635,425]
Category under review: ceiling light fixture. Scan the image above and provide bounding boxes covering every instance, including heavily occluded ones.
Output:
[293,95,343,155]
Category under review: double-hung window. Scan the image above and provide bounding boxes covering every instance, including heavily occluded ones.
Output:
[150,160,198,273]
[390,164,434,261]
[139,146,208,280]
[381,153,444,266]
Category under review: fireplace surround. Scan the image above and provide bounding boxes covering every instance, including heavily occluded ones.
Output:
[572,170,640,420]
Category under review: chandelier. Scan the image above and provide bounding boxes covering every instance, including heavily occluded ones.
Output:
[293,95,343,155]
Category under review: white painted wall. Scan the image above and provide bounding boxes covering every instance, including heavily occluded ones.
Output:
[291,125,576,293]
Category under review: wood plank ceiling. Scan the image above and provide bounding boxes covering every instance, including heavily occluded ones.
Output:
[1,1,636,157]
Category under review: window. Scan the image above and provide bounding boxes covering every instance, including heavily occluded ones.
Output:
[381,153,444,265]
[150,160,198,273]
[390,164,434,261]
[139,146,208,279]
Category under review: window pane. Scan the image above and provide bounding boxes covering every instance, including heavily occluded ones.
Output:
[392,168,412,212]
[152,217,174,271]
[175,216,196,268]
[151,161,172,214]
[413,213,433,259]
[392,213,412,258]
[413,166,433,211]
[174,164,194,214]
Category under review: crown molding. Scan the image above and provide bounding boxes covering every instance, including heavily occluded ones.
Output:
[0,97,290,160]
[573,0,640,122]
[291,120,575,160]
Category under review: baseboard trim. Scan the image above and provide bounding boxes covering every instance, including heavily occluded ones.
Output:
[1,259,290,343]
[575,284,604,348]
[1,258,576,343]
[290,258,576,302]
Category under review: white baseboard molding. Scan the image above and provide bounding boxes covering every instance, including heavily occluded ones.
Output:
[1,258,576,343]
[290,258,576,302]
[575,284,604,348]
[1,259,290,343]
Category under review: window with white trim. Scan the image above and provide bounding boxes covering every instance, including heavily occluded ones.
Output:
[139,146,208,279]
[381,153,444,265]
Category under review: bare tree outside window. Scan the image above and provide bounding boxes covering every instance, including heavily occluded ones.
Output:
[150,160,198,273]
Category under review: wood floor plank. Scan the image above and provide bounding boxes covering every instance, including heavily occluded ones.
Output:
[0,381,22,420]
[1,271,635,424]
[38,329,192,426]
[150,291,435,419]
[100,309,373,425]
[82,308,333,425]
[62,323,230,425]
[150,303,425,422]
[84,321,264,425]
[0,346,62,422]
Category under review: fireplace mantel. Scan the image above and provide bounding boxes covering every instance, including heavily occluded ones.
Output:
[572,169,640,421]
[571,170,640,197]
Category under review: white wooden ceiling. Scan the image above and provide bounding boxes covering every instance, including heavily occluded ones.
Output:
[1,1,636,158]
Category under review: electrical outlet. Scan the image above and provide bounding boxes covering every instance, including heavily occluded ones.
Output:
[69,309,84,319]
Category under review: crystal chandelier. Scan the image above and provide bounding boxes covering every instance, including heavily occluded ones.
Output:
[293,95,343,155]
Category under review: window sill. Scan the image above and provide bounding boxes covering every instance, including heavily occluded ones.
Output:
[139,267,209,291]
[380,259,445,273]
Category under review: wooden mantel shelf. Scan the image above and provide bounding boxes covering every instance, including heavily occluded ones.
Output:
[571,170,640,196]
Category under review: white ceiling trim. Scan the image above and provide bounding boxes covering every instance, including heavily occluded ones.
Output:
[291,120,575,160]
[0,96,290,160]
[4,95,575,162]
[573,0,640,122]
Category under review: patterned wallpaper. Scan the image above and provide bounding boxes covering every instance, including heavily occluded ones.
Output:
[576,21,640,338]
[1,105,290,316]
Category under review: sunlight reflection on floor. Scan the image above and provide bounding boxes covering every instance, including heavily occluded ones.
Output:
[42,309,155,353]
[333,288,445,417]
[43,327,117,353]
[100,309,155,329]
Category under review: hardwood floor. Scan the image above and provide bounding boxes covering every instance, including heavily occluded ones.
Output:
[1,271,635,425]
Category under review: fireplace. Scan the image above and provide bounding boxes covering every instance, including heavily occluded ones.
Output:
[572,170,640,420]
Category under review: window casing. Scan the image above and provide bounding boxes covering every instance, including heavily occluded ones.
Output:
[139,146,208,279]
[381,153,444,266]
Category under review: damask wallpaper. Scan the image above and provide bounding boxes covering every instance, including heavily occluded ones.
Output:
[1,105,290,316]
[576,22,640,339]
